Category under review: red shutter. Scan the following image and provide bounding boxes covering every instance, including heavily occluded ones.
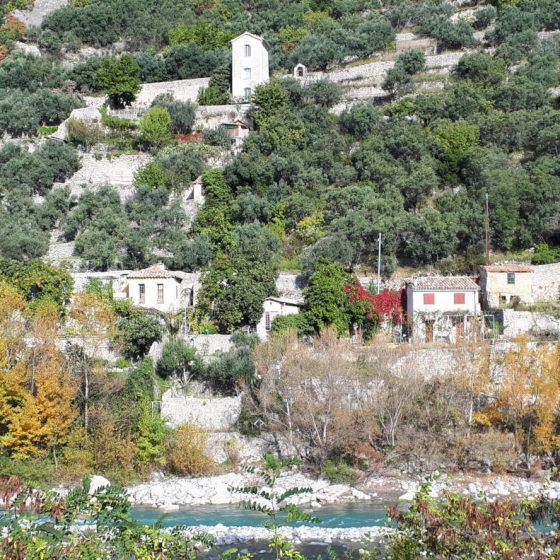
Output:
[454,292,465,304]
[423,293,435,305]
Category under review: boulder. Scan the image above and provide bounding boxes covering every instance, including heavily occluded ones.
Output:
[89,475,111,494]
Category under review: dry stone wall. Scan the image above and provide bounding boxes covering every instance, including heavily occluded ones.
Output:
[14,0,67,27]
[532,263,560,302]
[161,389,242,430]
[501,309,560,338]
[54,153,152,202]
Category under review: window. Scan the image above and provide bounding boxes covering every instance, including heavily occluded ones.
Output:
[297,66,304,77]
[507,272,515,285]
[244,67,251,79]
[454,292,465,305]
[244,87,251,101]
[244,44,251,57]
[265,312,271,331]
[157,283,164,304]
[139,284,145,304]
[423,293,435,305]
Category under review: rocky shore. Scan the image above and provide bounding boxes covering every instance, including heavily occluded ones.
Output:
[126,471,560,511]
[181,524,390,546]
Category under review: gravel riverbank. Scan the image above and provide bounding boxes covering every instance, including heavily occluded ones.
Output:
[126,471,559,511]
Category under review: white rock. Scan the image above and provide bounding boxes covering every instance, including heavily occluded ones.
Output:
[398,491,415,502]
[159,503,180,512]
[89,475,111,494]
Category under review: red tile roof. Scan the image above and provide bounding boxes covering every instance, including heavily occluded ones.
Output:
[408,276,479,290]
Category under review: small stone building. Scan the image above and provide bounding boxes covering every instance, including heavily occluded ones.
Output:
[293,63,308,80]
[256,296,304,341]
[480,264,534,309]
[406,276,480,343]
[231,32,270,101]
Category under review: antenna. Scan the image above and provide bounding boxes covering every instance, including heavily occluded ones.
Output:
[377,233,382,295]
[485,193,490,266]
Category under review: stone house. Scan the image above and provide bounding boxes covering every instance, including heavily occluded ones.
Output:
[406,276,481,343]
[256,296,304,341]
[126,263,200,313]
[231,32,269,101]
[480,264,534,309]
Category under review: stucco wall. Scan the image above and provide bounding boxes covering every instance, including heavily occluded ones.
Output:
[231,34,269,100]
[407,288,479,315]
[161,389,242,430]
[128,277,182,312]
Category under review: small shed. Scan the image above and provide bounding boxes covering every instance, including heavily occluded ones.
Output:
[256,296,304,341]
[221,119,250,139]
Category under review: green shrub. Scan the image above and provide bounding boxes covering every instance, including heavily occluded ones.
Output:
[531,243,560,264]
[321,459,356,484]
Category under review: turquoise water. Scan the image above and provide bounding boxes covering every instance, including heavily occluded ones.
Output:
[130,502,389,528]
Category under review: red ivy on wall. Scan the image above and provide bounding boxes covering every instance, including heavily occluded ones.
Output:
[344,282,405,324]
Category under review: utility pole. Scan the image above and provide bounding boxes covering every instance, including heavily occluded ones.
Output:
[377,232,382,295]
[485,193,490,266]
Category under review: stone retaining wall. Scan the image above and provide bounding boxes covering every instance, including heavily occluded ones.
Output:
[501,309,560,338]
[532,263,560,302]
[161,389,242,430]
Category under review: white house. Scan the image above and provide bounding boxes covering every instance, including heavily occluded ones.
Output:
[126,263,200,313]
[256,296,304,340]
[231,32,269,101]
[406,276,480,343]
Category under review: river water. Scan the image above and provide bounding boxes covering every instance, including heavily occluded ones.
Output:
[130,502,389,528]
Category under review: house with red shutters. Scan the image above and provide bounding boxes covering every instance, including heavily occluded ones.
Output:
[405,276,481,343]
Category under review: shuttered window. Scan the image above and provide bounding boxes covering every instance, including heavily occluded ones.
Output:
[423,293,435,305]
[454,292,465,304]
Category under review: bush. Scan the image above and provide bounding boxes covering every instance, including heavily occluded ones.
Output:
[67,118,104,150]
[151,94,195,134]
[156,339,204,382]
[321,459,356,484]
[139,106,174,149]
[531,243,560,264]
[117,313,163,359]
[202,126,234,148]
[474,6,497,30]
[166,423,214,476]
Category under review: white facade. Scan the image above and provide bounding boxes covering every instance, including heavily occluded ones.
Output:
[126,264,200,313]
[256,297,303,340]
[231,32,269,101]
[406,277,480,343]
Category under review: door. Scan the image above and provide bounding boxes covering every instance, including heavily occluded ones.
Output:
[455,318,464,338]
[425,321,434,343]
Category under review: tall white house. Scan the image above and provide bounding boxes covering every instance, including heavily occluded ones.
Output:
[231,32,269,101]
